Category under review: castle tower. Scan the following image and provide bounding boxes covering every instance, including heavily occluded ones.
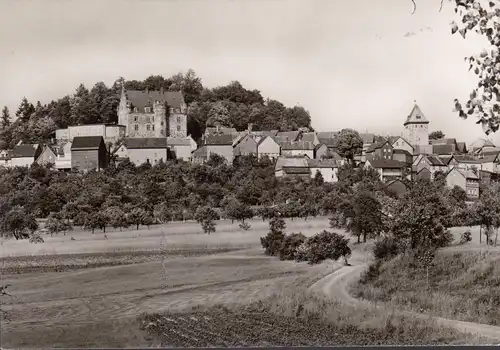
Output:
[403,101,429,148]
[153,100,167,137]
[117,86,130,132]
[168,92,188,138]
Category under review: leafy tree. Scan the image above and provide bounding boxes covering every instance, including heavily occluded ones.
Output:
[342,191,384,243]
[154,202,172,224]
[15,97,36,123]
[449,185,467,208]
[278,232,307,260]
[85,211,107,234]
[313,170,324,186]
[391,180,453,251]
[334,129,363,165]
[1,106,10,129]
[206,101,231,127]
[473,183,500,245]
[260,216,286,256]
[194,206,219,234]
[429,130,445,140]
[46,212,72,236]
[450,0,500,134]
[103,206,128,230]
[433,170,447,188]
[257,206,279,222]
[0,206,38,240]
[298,230,352,265]
[127,207,149,230]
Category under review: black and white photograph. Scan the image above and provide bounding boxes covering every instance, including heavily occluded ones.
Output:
[1,0,500,348]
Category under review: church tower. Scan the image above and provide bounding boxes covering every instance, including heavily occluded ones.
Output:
[403,101,429,149]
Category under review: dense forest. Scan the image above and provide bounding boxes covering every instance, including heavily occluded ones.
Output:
[0,69,313,149]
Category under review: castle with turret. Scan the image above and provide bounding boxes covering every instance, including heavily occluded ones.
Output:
[117,87,188,138]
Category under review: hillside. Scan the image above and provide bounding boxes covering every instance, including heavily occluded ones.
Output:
[0,70,313,149]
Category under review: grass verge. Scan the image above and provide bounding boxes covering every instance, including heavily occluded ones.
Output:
[351,250,500,326]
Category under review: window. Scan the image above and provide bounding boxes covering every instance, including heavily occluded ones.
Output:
[161,121,164,126]
[177,116,181,123]
[134,116,138,122]
[416,115,421,119]
[177,125,181,131]
[160,129,164,135]
[134,124,139,131]
[145,107,151,113]
[152,116,154,122]
[146,124,151,131]
[152,124,155,131]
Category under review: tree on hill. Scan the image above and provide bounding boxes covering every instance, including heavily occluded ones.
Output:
[473,183,500,245]
[46,212,72,236]
[1,106,11,130]
[15,97,36,123]
[297,230,352,265]
[343,190,384,243]
[429,130,445,140]
[334,129,363,165]
[0,206,38,240]
[195,206,219,234]
[450,0,500,134]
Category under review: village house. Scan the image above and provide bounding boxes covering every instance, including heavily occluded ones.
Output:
[195,134,234,165]
[280,141,315,158]
[364,159,407,182]
[307,158,339,183]
[274,155,311,180]
[56,124,126,144]
[233,134,258,157]
[469,138,496,154]
[389,136,414,154]
[167,137,192,161]
[365,140,394,161]
[431,138,460,156]
[414,167,432,181]
[300,132,320,146]
[71,136,108,171]
[116,138,169,166]
[445,167,480,200]
[36,145,58,166]
[54,142,72,170]
[393,149,413,165]
[256,136,280,159]
[10,143,42,167]
[454,154,500,174]
[412,154,448,179]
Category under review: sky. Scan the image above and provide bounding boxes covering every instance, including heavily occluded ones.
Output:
[0,0,499,146]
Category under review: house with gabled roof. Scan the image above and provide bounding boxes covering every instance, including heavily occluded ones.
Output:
[116,138,168,166]
[274,155,311,180]
[365,139,394,161]
[202,134,234,164]
[393,149,413,165]
[390,136,414,154]
[234,134,259,157]
[445,167,480,200]
[36,145,58,167]
[469,138,496,154]
[275,131,302,143]
[364,159,408,182]
[167,137,192,161]
[71,136,107,171]
[256,136,280,160]
[11,143,42,167]
[414,167,432,181]
[454,154,500,174]
[412,154,448,179]
[280,141,315,158]
[300,132,320,146]
[307,158,339,183]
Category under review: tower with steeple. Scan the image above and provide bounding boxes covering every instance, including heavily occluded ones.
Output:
[403,101,429,149]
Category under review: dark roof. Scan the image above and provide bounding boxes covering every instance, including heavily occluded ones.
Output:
[281,166,311,175]
[125,90,183,111]
[307,159,338,168]
[359,133,375,144]
[205,134,233,146]
[204,127,237,136]
[257,135,279,146]
[280,141,315,150]
[71,136,104,151]
[384,179,407,189]
[426,155,445,166]
[367,159,406,169]
[393,149,412,157]
[438,155,453,165]
[301,132,318,143]
[124,138,168,149]
[318,137,338,148]
[167,137,191,146]
[456,142,467,153]
[432,144,455,155]
[366,140,390,153]
[431,138,457,145]
[317,131,339,140]
[11,144,40,158]
[192,146,208,157]
[404,103,429,125]
[275,131,301,142]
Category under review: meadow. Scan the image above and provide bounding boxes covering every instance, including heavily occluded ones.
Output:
[1,217,498,347]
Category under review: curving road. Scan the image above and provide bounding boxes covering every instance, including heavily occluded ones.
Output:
[309,248,500,343]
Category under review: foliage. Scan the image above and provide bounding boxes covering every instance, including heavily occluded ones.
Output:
[46,212,73,236]
[472,183,500,245]
[239,222,251,231]
[373,236,399,261]
[333,129,363,164]
[390,180,452,251]
[0,206,38,240]
[28,233,45,244]
[195,206,220,234]
[278,232,307,261]
[260,217,286,256]
[1,106,11,130]
[428,130,445,140]
[460,230,472,244]
[298,230,352,265]
[451,0,500,134]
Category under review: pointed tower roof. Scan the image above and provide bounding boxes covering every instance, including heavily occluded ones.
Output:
[404,102,429,126]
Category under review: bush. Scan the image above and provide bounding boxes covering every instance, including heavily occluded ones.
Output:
[435,229,454,248]
[459,230,472,245]
[278,233,306,261]
[260,231,285,256]
[294,242,310,262]
[239,222,251,231]
[29,234,44,244]
[373,237,399,261]
[301,230,351,265]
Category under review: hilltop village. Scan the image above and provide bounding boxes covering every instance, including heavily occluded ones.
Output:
[1,88,499,200]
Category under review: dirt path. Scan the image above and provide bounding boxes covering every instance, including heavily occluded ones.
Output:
[309,249,500,343]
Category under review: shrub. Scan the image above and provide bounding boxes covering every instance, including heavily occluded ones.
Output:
[373,237,399,261]
[294,242,310,262]
[435,229,454,248]
[260,231,285,256]
[459,230,472,245]
[239,222,251,231]
[28,234,44,244]
[278,233,306,261]
[301,230,351,265]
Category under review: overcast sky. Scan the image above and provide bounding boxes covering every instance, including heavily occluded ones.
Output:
[0,0,498,146]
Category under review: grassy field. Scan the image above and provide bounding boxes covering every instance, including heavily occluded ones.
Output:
[351,249,500,326]
[1,218,496,347]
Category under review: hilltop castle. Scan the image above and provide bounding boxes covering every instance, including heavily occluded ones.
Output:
[117,87,188,138]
